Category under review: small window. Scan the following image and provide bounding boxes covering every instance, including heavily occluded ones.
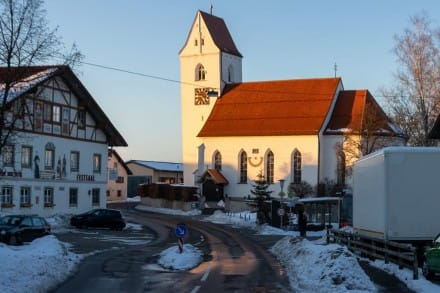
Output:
[21,146,32,168]
[195,64,206,81]
[70,151,79,172]
[78,110,86,128]
[2,145,14,167]
[20,187,31,205]
[92,188,100,206]
[214,151,222,170]
[43,103,52,121]
[266,151,274,184]
[1,186,13,204]
[293,149,302,184]
[194,39,198,46]
[44,187,54,205]
[69,188,78,206]
[239,151,247,184]
[45,143,55,170]
[93,154,101,173]
[52,105,61,123]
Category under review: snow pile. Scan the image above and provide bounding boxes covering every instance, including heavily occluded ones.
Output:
[270,237,376,293]
[158,244,202,271]
[0,235,82,293]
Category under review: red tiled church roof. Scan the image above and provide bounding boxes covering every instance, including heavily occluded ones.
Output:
[199,10,242,57]
[325,90,402,135]
[198,78,341,137]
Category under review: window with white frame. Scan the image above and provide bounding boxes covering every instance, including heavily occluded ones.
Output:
[20,187,31,205]
[1,186,13,205]
[2,145,14,167]
[44,187,54,205]
[93,154,101,173]
[70,151,79,172]
[52,105,61,123]
[21,146,32,168]
[45,143,55,170]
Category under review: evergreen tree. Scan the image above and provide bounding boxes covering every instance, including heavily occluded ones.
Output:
[250,171,273,224]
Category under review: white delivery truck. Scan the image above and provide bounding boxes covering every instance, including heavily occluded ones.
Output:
[353,146,440,243]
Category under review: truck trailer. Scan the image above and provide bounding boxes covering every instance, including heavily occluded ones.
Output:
[353,146,440,243]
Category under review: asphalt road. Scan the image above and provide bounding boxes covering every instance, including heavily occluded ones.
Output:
[51,207,291,292]
[50,203,424,293]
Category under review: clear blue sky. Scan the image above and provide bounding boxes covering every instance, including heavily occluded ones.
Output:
[44,0,440,163]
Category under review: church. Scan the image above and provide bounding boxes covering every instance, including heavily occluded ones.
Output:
[180,10,405,201]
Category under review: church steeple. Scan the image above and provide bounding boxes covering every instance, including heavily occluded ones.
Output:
[180,10,242,185]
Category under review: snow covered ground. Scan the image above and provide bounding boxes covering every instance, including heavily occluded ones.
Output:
[1,201,439,292]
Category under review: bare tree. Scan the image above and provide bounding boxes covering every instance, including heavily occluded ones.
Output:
[0,0,82,156]
[336,98,403,164]
[383,12,440,146]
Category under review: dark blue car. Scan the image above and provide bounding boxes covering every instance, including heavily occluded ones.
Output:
[70,208,126,230]
[0,215,51,245]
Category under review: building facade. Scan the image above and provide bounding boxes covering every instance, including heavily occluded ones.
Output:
[180,11,405,200]
[126,160,183,184]
[0,66,127,216]
[107,149,132,202]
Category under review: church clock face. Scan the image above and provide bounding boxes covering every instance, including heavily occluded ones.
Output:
[194,88,210,105]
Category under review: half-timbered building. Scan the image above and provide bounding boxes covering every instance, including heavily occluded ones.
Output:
[0,65,127,216]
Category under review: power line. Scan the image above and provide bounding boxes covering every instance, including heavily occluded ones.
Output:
[79,60,205,88]
[78,59,408,99]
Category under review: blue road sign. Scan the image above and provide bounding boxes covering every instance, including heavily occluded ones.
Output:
[175,223,187,238]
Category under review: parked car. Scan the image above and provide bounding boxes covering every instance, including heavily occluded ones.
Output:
[0,215,51,245]
[423,234,440,280]
[70,208,126,230]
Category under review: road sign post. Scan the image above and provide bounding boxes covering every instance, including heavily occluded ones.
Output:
[175,223,188,254]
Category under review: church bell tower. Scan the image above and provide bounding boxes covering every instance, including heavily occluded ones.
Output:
[179,10,242,185]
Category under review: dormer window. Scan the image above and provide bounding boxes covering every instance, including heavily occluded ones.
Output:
[195,64,206,81]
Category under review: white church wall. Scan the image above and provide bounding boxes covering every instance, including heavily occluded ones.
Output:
[201,135,320,198]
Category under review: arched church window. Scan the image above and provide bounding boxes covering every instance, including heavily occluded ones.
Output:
[227,65,234,83]
[195,64,206,81]
[292,149,302,184]
[214,151,222,171]
[265,150,274,184]
[337,151,346,186]
[239,150,247,183]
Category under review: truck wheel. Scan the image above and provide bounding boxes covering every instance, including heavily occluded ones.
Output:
[423,261,434,280]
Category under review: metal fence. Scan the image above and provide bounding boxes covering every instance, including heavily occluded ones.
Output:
[327,229,419,279]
